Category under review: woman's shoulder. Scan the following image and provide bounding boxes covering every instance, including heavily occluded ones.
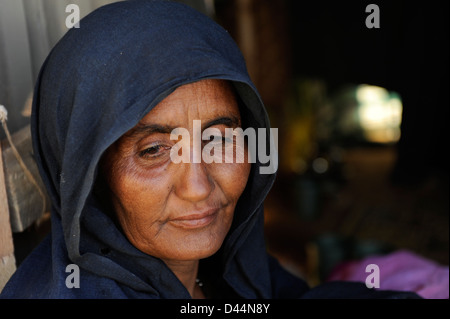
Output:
[0,235,129,299]
[267,254,310,298]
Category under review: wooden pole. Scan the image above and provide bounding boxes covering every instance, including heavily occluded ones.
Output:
[0,142,16,293]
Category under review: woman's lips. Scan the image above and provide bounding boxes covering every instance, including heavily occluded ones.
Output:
[169,208,219,229]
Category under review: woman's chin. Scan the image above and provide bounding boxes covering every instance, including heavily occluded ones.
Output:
[154,237,225,261]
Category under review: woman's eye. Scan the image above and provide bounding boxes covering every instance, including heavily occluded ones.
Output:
[222,136,233,144]
[205,136,232,144]
[206,136,220,143]
[139,145,170,158]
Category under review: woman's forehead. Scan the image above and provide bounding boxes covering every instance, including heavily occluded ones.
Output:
[139,79,241,127]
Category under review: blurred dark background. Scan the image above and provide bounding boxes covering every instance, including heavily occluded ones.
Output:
[1,0,448,288]
[214,0,449,285]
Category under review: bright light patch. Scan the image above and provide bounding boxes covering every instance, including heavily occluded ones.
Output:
[356,84,403,144]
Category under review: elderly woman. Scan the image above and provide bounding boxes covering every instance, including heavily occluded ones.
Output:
[1,0,419,299]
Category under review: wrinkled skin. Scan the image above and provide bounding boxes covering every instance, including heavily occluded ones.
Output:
[100,79,251,297]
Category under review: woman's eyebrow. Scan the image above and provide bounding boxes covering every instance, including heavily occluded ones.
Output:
[127,123,176,137]
[127,115,240,138]
[202,116,240,130]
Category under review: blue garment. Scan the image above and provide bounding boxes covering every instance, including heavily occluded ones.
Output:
[1,0,420,299]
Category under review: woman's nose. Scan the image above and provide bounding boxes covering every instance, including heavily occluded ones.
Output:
[175,162,214,202]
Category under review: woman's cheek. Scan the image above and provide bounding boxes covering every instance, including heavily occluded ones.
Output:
[210,161,251,199]
[109,156,170,222]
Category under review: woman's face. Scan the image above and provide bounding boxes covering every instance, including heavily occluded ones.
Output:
[101,79,251,262]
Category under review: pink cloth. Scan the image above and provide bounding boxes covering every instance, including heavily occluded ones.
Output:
[326,249,449,299]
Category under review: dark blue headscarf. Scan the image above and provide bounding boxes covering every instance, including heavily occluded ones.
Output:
[1,0,420,299]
